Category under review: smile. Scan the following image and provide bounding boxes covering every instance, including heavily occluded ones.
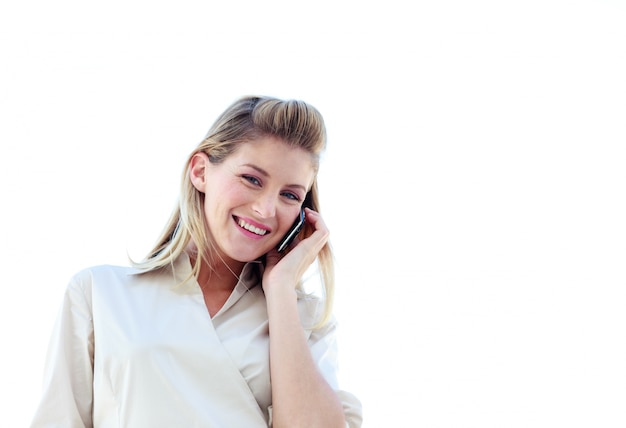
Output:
[236,218,269,236]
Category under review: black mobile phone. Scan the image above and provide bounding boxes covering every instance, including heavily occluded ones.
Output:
[276,208,306,252]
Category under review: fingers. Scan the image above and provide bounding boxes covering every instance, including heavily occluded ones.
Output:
[304,207,329,238]
[270,208,329,267]
[262,209,330,292]
[292,208,329,273]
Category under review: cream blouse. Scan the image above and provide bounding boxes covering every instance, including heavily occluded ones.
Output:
[30,253,362,427]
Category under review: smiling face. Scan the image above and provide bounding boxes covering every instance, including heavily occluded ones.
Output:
[190,136,316,266]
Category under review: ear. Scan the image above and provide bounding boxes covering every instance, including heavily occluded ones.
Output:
[189,152,210,192]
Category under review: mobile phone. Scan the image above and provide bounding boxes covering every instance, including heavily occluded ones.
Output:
[276,208,306,252]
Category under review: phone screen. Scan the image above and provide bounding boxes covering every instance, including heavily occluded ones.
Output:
[276,208,306,252]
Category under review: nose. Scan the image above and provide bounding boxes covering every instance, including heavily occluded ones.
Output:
[252,193,277,218]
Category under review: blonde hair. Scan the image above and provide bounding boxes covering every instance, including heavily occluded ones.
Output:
[134,95,335,327]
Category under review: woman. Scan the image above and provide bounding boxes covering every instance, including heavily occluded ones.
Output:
[30,96,362,427]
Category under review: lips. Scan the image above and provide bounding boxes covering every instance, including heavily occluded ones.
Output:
[236,217,269,236]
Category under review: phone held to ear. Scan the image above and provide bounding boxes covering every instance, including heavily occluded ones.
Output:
[276,208,306,252]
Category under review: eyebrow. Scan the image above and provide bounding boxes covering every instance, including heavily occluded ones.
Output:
[241,163,308,193]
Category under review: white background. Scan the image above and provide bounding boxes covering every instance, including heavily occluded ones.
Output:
[2,1,625,426]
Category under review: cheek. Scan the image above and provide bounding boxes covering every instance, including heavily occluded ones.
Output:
[204,183,250,221]
[278,207,302,231]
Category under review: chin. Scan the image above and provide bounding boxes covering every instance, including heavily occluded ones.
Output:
[228,246,268,264]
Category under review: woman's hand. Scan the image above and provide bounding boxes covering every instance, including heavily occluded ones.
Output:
[263,208,346,427]
[262,208,329,295]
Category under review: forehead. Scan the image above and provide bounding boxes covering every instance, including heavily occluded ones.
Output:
[230,137,317,184]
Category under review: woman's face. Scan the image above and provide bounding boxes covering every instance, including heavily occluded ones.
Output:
[191,136,316,264]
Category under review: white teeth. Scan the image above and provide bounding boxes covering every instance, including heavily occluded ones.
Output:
[237,219,267,236]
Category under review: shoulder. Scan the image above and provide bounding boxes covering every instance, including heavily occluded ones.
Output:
[70,264,139,284]
[66,264,150,296]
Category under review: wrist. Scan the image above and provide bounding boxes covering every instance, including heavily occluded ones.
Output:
[264,283,298,312]
[264,281,297,299]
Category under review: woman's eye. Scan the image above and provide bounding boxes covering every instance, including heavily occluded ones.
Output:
[243,175,261,186]
[282,192,300,201]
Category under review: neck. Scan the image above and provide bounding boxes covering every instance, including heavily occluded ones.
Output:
[199,258,245,292]
[186,242,246,292]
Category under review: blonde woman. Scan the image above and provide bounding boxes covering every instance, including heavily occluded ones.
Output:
[31,96,362,427]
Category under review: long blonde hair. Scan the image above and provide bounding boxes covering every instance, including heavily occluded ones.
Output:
[134,95,335,327]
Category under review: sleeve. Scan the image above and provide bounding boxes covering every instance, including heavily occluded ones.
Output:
[307,317,363,428]
[30,273,95,428]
